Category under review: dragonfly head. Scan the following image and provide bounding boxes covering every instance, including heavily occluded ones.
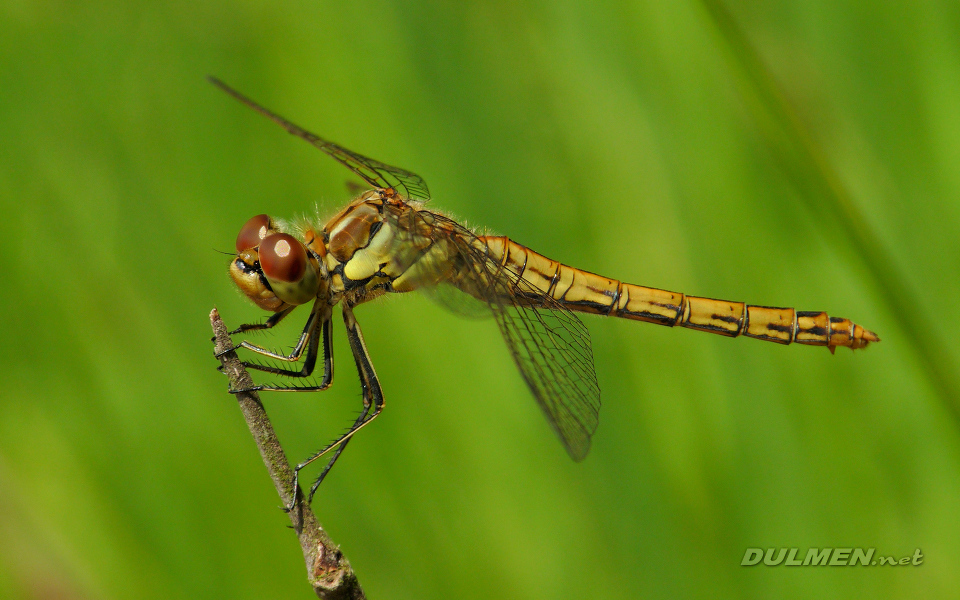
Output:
[230,214,322,312]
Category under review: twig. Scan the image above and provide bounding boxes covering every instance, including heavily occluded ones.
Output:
[210,308,366,600]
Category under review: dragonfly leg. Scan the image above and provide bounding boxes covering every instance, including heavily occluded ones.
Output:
[288,304,384,508]
[293,409,365,508]
[228,305,335,393]
[219,303,320,363]
[241,316,333,380]
[210,306,294,345]
[243,319,333,382]
[228,305,296,335]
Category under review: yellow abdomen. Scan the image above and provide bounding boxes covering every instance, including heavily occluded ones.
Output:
[481,236,879,351]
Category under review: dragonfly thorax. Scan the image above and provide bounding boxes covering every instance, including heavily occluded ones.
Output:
[315,193,455,301]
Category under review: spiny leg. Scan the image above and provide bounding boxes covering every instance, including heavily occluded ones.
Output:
[220,302,321,364]
[292,406,368,509]
[229,305,296,335]
[229,306,335,393]
[244,311,333,381]
[210,305,295,344]
[290,304,384,508]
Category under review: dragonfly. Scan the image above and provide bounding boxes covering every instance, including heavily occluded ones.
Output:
[210,77,880,505]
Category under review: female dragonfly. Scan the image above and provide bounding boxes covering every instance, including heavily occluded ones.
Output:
[211,78,879,505]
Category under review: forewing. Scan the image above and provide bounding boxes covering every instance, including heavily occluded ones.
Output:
[308,138,430,202]
[210,77,430,202]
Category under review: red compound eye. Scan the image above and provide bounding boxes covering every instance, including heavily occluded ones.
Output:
[258,233,307,283]
[236,214,274,252]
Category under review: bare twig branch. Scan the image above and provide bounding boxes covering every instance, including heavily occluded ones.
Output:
[210,308,366,600]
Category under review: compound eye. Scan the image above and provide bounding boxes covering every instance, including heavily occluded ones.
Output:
[259,233,307,283]
[236,214,275,252]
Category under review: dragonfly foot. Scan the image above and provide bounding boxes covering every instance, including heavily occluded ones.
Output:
[215,345,239,358]
[228,385,263,395]
[281,471,304,513]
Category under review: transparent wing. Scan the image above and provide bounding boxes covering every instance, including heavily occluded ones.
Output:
[489,284,600,461]
[399,210,600,460]
[421,283,493,319]
[210,77,430,202]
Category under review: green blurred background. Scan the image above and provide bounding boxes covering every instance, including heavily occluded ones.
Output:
[2,0,958,598]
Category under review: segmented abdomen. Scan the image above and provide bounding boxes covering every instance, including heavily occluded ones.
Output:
[481,236,879,351]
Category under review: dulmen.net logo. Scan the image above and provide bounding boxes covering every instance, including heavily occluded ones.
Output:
[741,548,924,567]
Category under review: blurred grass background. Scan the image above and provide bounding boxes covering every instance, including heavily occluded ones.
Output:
[2,0,959,598]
